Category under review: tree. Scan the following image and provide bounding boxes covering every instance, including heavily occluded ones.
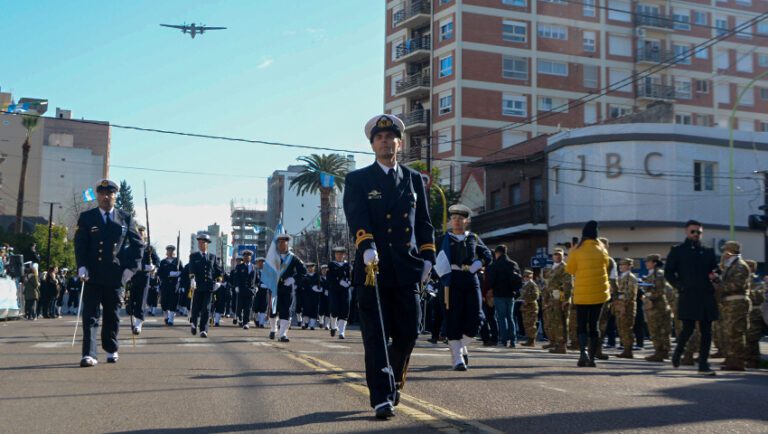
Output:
[32,224,75,271]
[15,113,41,234]
[289,154,349,262]
[116,180,136,217]
[406,162,461,235]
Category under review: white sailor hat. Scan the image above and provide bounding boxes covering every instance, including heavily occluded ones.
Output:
[276,234,292,242]
[196,233,212,243]
[165,245,176,250]
[448,204,472,218]
[96,178,119,193]
[242,250,254,256]
[306,262,317,268]
[364,114,405,143]
[254,256,266,262]
[332,246,347,253]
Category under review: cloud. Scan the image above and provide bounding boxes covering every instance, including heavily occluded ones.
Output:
[257,58,274,69]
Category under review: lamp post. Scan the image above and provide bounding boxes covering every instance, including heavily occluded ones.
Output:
[729,70,768,238]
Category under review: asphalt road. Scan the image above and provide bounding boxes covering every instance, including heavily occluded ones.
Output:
[1,315,767,434]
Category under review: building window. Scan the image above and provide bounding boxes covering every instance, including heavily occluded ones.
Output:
[502,130,527,148]
[715,17,728,37]
[694,46,708,60]
[675,113,692,125]
[502,0,526,5]
[437,127,452,153]
[502,94,527,117]
[693,11,708,26]
[607,0,631,22]
[760,88,768,100]
[608,35,631,57]
[695,79,709,94]
[609,105,631,119]
[738,119,755,132]
[538,96,569,113]
[503,20,527,43]
[391,72,403,96]
[675,78,692,99]
[672,44,691,65]
[584,103,597,124]
[583,31,596,52]
[510,184,522,205]
[695,114,712,127]
[438,91,453,114]
[502,56,528,80]
[582,0,596,17]
[694,161,716,191]
[440,18,454,41]
[538,23,567,40]
[609,68,632,92]
[760,122,768,132]
[739,86,754,106]
[542,0,566,3]
[537,60,568,76]
[716,83,730,104]
[735,18,752,39]
[737,52,753,73]
[490,190,502,210]
[531,177,544,202]
[672,9,691,31]
[716,49,729,69]
[759,22,768,35]
[439,55,453,77]
[759,54,768,67]
[583,64,598,88]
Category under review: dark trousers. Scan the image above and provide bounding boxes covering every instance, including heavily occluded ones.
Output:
[160,286,179,311]
[480,302,498,344]
[357,282,420,408]
[270,286,292,319]
[303,290,320,319]
[634,298,646,348]
[128,285,147,321]
[237,291,254,324]
[81,282,122,358]
[444,272,484,340]
[576,303,603,354]
[253,289,268,313]
[190,290,213,332]
[330,288,350,320]
[25,299,37,318]
[213,288,229,314]
[430,296,445,341]
[68,290,81,310]
[675,319,713,370]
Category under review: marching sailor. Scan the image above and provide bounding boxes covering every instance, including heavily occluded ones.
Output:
[434,204,492,370]
[188,233,223,338]
[300,263,321,330]
[252,257,269,328]
[327,246,352,338]
[318,264,330,329]
[343,114,436,419]
[74,178,144,366]
[158,245,184,326]
[267,234,307,342]
[128,226,159,335]
[233,250,257,329]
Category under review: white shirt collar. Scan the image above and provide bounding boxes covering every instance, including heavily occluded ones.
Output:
[100,208,114,218]
[449,231,469,241]
[377,160,398,175]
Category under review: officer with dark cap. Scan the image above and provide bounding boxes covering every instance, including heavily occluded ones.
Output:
[343,114,436,419]
[158,244,184,326]
[74,178,144,367]
[233,250,257,329]
[252,257,269,328]
[188,233,222,338]
[327,246,352,338]
[127,225,159,335]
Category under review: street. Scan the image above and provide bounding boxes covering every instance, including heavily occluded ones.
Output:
[1,317,767,434]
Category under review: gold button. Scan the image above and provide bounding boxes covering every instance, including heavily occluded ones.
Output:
[386,214,391,219]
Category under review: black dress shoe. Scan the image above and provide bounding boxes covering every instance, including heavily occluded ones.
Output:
[279,336,290,343]
[672,351,681,368]
[463,354,469,366]
[375,404,395,420]
[269,331,275,340]
[454,363,467,371]
[330,329,336,337]
[191,325,197,336]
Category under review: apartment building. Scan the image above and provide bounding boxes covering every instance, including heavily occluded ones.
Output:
[384,0,768,195]
[230,201,268,259]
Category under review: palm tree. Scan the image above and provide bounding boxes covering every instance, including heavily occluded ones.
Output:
[16,113,41,234]
[289,154,349,261]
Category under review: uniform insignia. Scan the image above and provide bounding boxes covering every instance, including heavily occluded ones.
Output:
[368,190,382,200]
[376,117,393,128]
[101,180,109,187]
[90,226,100,232]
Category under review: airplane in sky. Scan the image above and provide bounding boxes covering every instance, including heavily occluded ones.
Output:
[160,23,227,39]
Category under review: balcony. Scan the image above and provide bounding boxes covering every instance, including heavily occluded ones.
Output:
[393,1,431,29]
[395,36,431,63]
[395,72,431,98]
[471,201,547,237]
[634,14,674,30]
[636,47,676,64]
[637,83,676,101]
[402,109,429,133]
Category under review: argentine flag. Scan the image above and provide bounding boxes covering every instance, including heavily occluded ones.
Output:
[319,172,335,188]
[82,187,96,202]
[261,223,293,315]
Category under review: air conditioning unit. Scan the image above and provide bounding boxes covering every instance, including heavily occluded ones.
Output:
[635,28,646,38]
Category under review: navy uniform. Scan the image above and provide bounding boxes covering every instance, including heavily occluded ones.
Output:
[212,261,230,326]
[157,245,184,326]
[299,263,321,330]
[178,263,192,315]
[128,232,159,335]
[318,264,330,329]
[74,179,144,367]
[233,251,258,329]
[188,233,223,338]
[434,204,492,370]
[252,257,268,327]
[343,114,436,419]
[66,274,82,315]
[268,234,307,342]
[327,246,352,338]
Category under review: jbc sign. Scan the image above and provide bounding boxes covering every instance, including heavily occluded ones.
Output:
[556,152,664,183]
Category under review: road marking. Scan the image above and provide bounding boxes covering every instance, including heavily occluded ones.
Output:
[282,350,503,434]
[319,343,350,349]
[32,342,70,348]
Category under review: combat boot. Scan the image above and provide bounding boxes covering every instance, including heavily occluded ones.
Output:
[595,345,609,360]
[720,358,745,371]
[542,342,554,349]
[645,352,664,362]
[616,348,634,359]
[549,345,566,354]
[522,338,536,347]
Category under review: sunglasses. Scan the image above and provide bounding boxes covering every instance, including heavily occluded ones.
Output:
[689,230,703,234]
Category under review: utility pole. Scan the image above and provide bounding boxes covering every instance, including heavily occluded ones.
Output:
[43,201,60,269]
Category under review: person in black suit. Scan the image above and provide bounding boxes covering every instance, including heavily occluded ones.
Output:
[343,114,436,420]
[233,250,257,329]
[252,257,269,328]
[74,179,144,367]
[158,245,184,326]
[327,246,352,338]
[188,233,222,338]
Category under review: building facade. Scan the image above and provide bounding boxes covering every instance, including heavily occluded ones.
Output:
[230,201,268,259]
[384,0,768,198]
[190,223,231,269]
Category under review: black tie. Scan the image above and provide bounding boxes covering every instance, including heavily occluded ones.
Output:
[388,168,397,188]
[104,211,112,226]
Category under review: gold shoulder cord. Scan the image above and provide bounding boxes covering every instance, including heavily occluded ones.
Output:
[365,261,379,287]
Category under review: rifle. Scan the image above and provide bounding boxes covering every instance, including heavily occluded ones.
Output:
[141,181,154,318]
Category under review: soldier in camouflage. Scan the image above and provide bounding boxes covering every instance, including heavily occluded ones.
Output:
[744,260,764,369]
[520,269,540,347]
[714,241,752,371]
[544,248,571,354]
[613,258,638,358]
[643,254,672,362]
[540,267,555,350]
[594,238,618,361]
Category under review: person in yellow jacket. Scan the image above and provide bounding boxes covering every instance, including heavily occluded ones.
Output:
[565,220,611,367]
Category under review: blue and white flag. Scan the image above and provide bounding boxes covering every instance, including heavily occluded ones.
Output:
[435,233,453,288]
[5,103,29,113]
[319,172,335,188]
[261,223,293,315]
[82,187,96,202]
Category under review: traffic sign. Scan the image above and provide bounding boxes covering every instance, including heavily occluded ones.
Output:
[530,256,553,268]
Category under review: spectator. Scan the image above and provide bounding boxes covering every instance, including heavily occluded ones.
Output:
[479,269,498,346]
[39,266,60,318]
[665,220,719,376]
[565,221,611,367]
[486,245,522,348]
[23,264,40,320]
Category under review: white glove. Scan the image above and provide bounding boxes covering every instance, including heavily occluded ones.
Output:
[169,271,181,278]
[324,290,329,296]
[235,286,240,294]
[214,282,221,291]
[78,267,88,279]
[363,249,378,265]
[340,279,350,288]
[143,264,155,272]
[121,269,134,285]
[312,285,320,292]
[284,277,295,287]
[469,260,483,274]
[421,260,432,283]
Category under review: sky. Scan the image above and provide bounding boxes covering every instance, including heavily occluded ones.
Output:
[2,0,382,255]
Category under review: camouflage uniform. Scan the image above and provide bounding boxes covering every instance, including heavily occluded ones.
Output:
[643,265,672,361]
[614,265,638,358]
[545,261,572,353]
[520,274,540,346]
[746,278,765,368]
[716,254,751,370]
[540,268,555,349]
